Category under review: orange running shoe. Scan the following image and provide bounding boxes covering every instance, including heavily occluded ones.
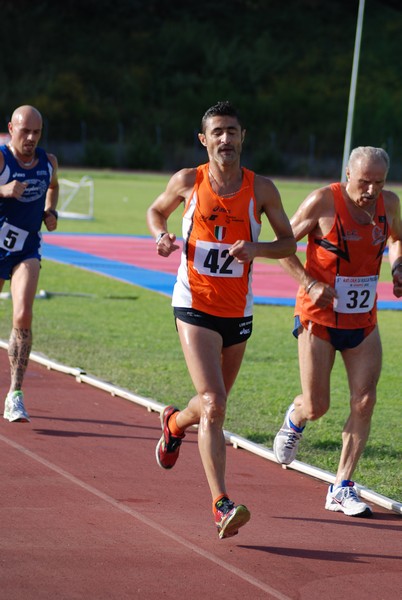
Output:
[155,405,185,469]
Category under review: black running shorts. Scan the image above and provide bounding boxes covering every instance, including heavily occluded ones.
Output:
[174,307,253,348]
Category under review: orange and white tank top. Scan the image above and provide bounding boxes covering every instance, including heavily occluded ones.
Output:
[172,163,261,317]
[296,182,389,328]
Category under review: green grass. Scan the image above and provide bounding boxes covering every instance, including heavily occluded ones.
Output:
[57,169,180,236]
[55,169,328,238]
[1,169,400,502]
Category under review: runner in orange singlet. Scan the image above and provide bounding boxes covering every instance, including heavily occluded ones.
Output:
[273,146,402,517]
[147,100,296,538]
[172,162,261,318]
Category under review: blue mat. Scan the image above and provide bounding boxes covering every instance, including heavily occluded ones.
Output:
[42,242,401,311]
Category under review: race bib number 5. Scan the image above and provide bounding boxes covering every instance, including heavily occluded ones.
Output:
[193,240,244,278]
[333,275,378,313]
[0,222,29,252]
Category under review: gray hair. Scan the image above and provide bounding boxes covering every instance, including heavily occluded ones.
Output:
[348,146,390,173]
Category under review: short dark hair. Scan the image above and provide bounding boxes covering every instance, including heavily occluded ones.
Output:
[201,100,243,133]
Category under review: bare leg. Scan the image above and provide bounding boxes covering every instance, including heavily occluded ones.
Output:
[175,320,247,500]
[8,259,40,392]
[336,327,382,485]
[8,328,32,391]
[291,325,336,427]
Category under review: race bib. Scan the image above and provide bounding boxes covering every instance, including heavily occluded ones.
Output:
[0,222,29,252]
[333,275,378,313]
[193,240,244,278]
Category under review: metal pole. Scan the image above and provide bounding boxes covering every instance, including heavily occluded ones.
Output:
[340,0,366,181]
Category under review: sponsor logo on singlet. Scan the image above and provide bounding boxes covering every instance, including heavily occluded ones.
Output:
[372,225,386,246]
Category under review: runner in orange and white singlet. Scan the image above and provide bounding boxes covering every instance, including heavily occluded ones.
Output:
[172,162,261,318]
[273,146,402,518]
[147,100,296,539]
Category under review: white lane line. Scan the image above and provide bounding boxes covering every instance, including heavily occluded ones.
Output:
[0,433,291,600]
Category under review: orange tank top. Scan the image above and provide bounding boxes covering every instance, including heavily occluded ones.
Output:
[295,182,389,328]
[172,163,262,317]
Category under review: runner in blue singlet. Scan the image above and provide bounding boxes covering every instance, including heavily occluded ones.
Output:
[0,105,59,423]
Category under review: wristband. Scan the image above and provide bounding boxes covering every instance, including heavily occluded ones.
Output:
[391,262,402,276]
[155,232,167,244]
[44,209,58,220]
[305,279,319,294]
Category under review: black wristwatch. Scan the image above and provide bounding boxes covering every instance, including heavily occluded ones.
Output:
[44,208,58,220]
[155,232,167,244]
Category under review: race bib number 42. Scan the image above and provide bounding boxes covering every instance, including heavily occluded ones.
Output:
[0,222,29,252]
[334,275,378,313]
[193,241,244,278]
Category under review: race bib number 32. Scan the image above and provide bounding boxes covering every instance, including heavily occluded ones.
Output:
[334,275,378,314]
[193,241,244,278]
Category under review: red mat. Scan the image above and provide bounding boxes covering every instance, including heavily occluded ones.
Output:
[43,234,398,302]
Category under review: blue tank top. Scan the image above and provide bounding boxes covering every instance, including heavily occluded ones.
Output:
[0,145,53,257]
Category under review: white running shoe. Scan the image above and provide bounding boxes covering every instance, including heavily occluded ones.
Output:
[273,403,304,464]
[325,480,372,517]
[3,391,30,423]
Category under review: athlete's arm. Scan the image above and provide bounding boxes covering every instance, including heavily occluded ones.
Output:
[229,175,296,263]
[147,168,196,257]
[279,186,338,308]
[384,190,402,297]
[0,152,28,199]
[0,179,27,199]
[43,153,59,232]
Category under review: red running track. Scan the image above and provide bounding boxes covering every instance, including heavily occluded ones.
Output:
[0,351,401,600]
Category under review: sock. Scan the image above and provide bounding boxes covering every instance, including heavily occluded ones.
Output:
[332,480,349,492]
[213,493,228,514]
[168,411,185,437]
[289,416,305,433]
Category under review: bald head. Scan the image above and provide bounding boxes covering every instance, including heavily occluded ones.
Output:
[8,105,43,161]
[11,105,43,128]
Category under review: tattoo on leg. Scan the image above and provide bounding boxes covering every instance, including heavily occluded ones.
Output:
[8,328,32,391]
